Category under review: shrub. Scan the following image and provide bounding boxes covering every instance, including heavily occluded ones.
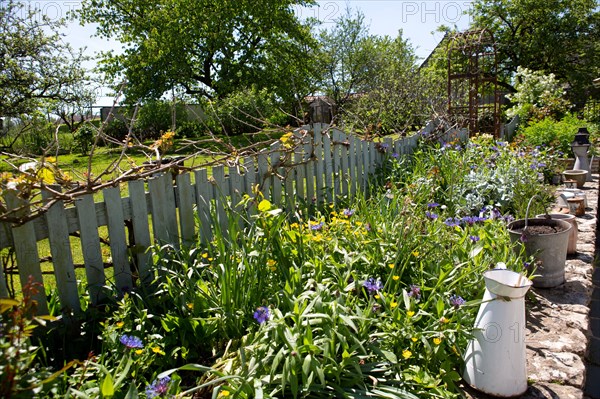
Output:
[73,124,96,154]
[102,118,130,142]
[517,114,599,157]
[134,100,189,140]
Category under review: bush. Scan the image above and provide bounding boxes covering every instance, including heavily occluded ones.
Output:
[134,100,189,140]
[175,120,207,138]
[517,114,599,157]
[73,124,96,154]
[102,118,130,143]
[207,88,291,135]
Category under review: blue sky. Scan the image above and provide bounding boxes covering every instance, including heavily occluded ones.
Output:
[38,0,473,105]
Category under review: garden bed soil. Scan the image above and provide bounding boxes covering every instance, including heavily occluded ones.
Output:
[513,224,570,235]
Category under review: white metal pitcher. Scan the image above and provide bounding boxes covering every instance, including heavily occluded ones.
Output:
[463,267,533,397]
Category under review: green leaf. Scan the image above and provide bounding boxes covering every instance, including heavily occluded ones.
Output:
[101,374,115,398]
[124,383,138,399]
[302,354,312,379]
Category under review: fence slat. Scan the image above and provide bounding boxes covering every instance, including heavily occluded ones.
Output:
[194,169,213,244]
[43,188,81,314]
[244,157,257,217]
[211,165,229,236]
[349,134,357,198]
[340,131,350,197]
[128,180,152,283]
[323,130,333,203]
[303,134,315,205]
[257,151,270,195]
[294,147,305,202]
[229,166,244,229]
[148,174,179,247]
[270,143,283,206]
[75,194,106,305]
[176,173,195,246]
[0,258,7,298]
[104,186,133,293]
[314,125,324,204]
[4,193,48,313]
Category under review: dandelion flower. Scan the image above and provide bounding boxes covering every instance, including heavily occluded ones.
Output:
[402,349,412,359]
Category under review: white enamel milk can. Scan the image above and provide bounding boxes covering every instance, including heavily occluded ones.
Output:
[463,267,533,397]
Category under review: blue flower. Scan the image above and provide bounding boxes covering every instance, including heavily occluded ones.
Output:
[426,211,438,220]
[444,217,460,227]
[407,284,421,299]
[449,294,466,308]
[146,377,171,398]
[119,335,143,349]
[309,221,324,230]
[343,209,355,217]
[427,202,439,208]
[363,277,383,294]
[469,235,480,242]
[392,152,399,159]
[253,306,270,324]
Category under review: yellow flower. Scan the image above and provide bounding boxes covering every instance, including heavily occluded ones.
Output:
[402,349,412,359]
[267,259,277,271]
[219,390,231,397]
[135,349,143,355]
[439,317,449,324]
[407,311,415,317]
[151,346,165,355]
[290,222,299,229]
[258,199,272,212]
[393,275,400,281]
[390,301,398,309]
[411,337,418,342]
[388,263,395,269]
[116,321,124,328]
[374,294,380,299]
[280,132,294,147]
[411,251,419,257]
[433,337,442,345]
[208,257,214,261]
[202,253,208,259]
[187,303,194,310]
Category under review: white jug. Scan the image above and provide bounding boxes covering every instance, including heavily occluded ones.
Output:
[463,267,533,397]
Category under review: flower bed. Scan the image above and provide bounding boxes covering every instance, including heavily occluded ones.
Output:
[1,134,556,398]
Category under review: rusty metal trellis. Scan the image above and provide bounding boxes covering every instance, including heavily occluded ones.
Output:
[447,29,500,137]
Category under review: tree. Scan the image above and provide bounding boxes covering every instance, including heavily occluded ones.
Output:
[318,8,380,108]
[470,0,600,103]
[0,0,88,118]
[77,0,319,104]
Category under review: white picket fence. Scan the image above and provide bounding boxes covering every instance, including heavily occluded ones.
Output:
[0,123,467,315]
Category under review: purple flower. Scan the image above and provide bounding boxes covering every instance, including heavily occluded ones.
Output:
[469,235,480,242]
[365,223,372,232]
[146,377,171,398]
[119,335,143,349]
[407,284,421,299]
[392,152,399,159]
[449,294,466,308]
[309,221,324,230]
[426,211,438,220]
[520,232,528,243]
[523,261,531,269]
[253,306,270,324]
[343,209,355,217]
[444,217,460,227]
[363,277,383,294]
[427,202,439,208]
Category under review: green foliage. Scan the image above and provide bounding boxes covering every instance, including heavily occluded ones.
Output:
[78,0,318,103]
[518,114,599,157]
[103,119,130,142]
[470,0,600,103]
[506,67,571,123]
[0,0,88,118]
[74,124,97,155]
[0,279,68,398]
[133,100,189,140]
[3,136,553,398]
[206,88,291,135]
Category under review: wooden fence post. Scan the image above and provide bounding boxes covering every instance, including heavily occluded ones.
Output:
[104,186,133,293]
